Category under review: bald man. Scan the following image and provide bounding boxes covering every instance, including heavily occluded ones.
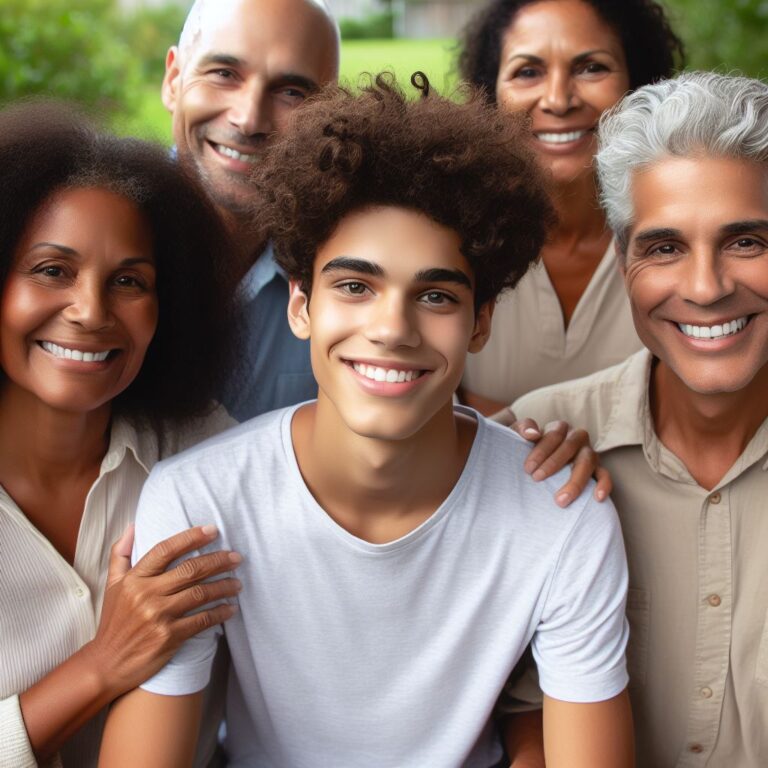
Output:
[163,0,339,420]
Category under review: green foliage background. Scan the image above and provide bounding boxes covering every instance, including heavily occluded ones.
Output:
[0,0,766,141]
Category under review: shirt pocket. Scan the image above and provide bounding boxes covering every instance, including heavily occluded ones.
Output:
[626,587,650,688]
[755,612,768,687]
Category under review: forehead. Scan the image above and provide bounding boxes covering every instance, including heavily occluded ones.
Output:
[315,207,469,276]
[502,0,622,55]
[182,0,338,82]
[629,156,768,234]
[17,187,152,254]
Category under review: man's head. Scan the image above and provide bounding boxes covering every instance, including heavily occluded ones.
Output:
[162,0,339,219]
[596,72,768,394]
[253,74,555,439]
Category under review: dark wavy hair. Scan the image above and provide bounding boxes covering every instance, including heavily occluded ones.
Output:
[253,73,556,309]
[0,100,238,427]
[458,0,685,102]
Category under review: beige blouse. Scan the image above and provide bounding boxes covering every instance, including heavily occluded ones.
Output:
[463,242,643,404]
[0,409,234,768]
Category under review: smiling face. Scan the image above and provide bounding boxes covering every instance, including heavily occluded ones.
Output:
[0,187,158,415]
[624,155,768,395]
[162,0,338,218]
[287,207,492,442]
[495,0,629,186]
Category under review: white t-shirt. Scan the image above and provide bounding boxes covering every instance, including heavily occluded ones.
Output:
[136,405,628,768]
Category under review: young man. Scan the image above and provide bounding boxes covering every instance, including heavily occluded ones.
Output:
[509,72,768,767]
[99,77,632,767]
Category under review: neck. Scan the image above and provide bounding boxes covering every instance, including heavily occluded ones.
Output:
[549,174,607,243]
[651,360,768,489]
[291,396,475,543]
[219,207,268,281]
[0,383,110,487]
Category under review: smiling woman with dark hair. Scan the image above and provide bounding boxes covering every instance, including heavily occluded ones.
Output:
[457,0,685,413]
[0,101,241,767]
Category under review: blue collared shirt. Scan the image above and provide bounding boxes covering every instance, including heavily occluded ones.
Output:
[220,244,316,421]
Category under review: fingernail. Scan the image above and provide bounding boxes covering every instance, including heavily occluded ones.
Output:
[596,489,607,501]
[523,427,540,438]
[556,492,571,507]
[202,524,218,537]
[229,552,243,564]
[532,469,546,481]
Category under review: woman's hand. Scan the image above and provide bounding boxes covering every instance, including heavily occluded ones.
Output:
[19,525,240,762]
[492,407,612,507]
[84,524,241,696]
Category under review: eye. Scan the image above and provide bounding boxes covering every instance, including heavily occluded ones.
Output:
[32,263,68,280]
[114,274,147,290]
[419,290,457,307]
[649,243,679,258]
[730,236,766,252]
[513,65,542,80]
[337,281,369,297]
[577,61,610,76]
[208,68,236,82]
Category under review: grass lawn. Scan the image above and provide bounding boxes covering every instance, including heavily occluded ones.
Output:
[114,38,458,142]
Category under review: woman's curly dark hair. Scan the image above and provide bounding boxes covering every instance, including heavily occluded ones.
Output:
[254,73,556,309]
[0,100,239,427]
[458,0,685,102]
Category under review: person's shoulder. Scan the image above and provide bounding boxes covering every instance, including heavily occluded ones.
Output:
[153,405,291,481]
[512,350,649,437]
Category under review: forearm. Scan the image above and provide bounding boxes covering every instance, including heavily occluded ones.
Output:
[18,641,118,762]
[501,710,545,768]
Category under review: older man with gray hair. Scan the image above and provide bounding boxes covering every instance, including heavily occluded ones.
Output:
[510,71,768,767]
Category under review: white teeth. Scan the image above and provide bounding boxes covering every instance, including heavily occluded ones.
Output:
[678,317,748,340]
[536,130,588,144]
[41,342,110,362]
[215,144,257,164]
[352,362,423,383]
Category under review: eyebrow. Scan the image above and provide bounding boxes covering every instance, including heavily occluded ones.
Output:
[631,228,681,246]
[321,257,384,277]
[414,267,472,289]
[507,49,615,66]
[28,243,153,266]
[321,258,472,288]
[721,219,768,235]
[196,54,319,92]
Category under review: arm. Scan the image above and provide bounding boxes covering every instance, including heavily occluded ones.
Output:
[99,688,203,768]
[501,710,545,768]
[543,691,634,767]
[18,525,239,762]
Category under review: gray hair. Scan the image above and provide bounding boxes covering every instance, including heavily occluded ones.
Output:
[596,71,768,252]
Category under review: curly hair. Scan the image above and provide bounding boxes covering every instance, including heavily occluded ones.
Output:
[0,100,238,427]
[458,0,685,102]
[253,73,556,309]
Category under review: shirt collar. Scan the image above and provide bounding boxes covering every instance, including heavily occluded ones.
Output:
[239,242,287,301]
[102,417,159,477]
[596,348,768,480]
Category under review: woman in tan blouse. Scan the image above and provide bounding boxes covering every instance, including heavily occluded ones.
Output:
[457,0,684,412]
[0,102,241,767]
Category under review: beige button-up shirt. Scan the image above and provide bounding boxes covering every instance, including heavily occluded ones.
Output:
[463,243,643,404]
[0,410,234,768]
[513,350,768,767]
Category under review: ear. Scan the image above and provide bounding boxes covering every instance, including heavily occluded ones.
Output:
[161,47,181,114]
[287,280,311,340]
[468,300,494,353]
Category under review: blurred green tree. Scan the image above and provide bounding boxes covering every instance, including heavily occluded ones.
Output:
[0,0,142,116]
[665,0,768,78]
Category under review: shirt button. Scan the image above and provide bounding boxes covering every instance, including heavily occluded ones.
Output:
[74,586,85,597]
[709,492,722,504]
[708,594,722,607]
[689,744,704,754]
[700,686,713,698]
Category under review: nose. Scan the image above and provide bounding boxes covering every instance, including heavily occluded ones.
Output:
[62,278,114,331]
[363,294,420,350]
[681,250,735,307]
[228,84,272,136]
[540,69,579,116]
